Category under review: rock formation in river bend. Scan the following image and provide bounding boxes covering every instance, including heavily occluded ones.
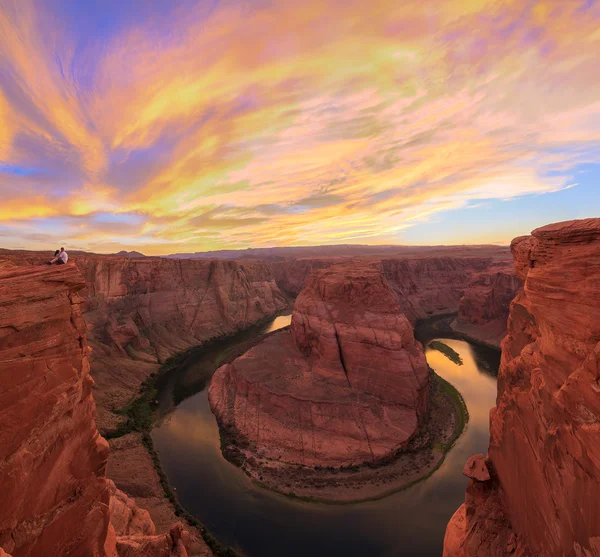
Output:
[1,247,515,428]
[0,264,193,556]
[451,267,522,348]
[209,261,430,467]
[443,218,600,557]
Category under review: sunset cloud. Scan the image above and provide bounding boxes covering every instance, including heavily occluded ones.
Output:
[0,0,599,254]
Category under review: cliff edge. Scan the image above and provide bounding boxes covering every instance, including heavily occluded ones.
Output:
[0,264,196,557]
[443,218,600,557]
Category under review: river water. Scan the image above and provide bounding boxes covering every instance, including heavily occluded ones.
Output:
[151,315,499,557]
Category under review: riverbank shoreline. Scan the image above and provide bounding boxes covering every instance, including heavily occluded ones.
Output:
[216,370,469,505]
[104,312,293,557]
[105,311,489,555]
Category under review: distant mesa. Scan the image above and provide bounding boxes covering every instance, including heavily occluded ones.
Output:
[167,243,510,261]
[115,250,146,258]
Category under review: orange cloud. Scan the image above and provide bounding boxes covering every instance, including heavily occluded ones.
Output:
[0,0,599,254]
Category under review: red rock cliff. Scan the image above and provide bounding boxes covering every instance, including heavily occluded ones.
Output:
[452,268,522,348]
[0,252,288,431]
[380,257,495,321]
[0,264,111,557]
[77,257,287,363]
[0,264,196,557]
[209,261,429,467]
[75,256,288,431]
[443,218,600,557]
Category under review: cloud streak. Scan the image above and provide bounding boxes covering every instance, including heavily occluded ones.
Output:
[0,0,599,253]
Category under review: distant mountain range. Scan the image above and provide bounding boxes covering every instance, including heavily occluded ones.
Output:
[166,244,508,260]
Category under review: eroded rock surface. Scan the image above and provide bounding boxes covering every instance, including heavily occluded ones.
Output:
[77,257,288,430]
[0,264,196,557]
[209,262,429,467]
[444,218,600,557]
[452,268,522,348]
[0,264,111,557]
[270,247,513,316]
[0,252,288,432]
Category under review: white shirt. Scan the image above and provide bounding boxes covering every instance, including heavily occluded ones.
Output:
[59,251,68,263]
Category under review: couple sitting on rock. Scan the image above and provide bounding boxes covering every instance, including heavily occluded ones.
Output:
[48,247,69,265]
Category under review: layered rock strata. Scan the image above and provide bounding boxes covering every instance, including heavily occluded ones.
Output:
[0,252,288,431]
[271,251,517,340]
[443,219,600,557]
[0,264,112,557]
[452,268,522,348]
[380,257,493,321]
[209,262,430,467]
[76,257,288,430]
[0,264,194,557]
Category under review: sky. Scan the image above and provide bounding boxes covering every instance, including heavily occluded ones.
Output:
[0,0,599,255]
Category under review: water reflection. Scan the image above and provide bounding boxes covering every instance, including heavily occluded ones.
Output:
[156,315,292,413]
[152,317,498,557]
[265,314,293,333]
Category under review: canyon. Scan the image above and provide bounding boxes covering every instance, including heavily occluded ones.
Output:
[0,252,289,432]
[270,249,521,349]
[451,266,522,349]
[207,256,512,500]
[75,256,288,432]
[443,218,600,557]
[2,228,592,556]
[0,245,517,437]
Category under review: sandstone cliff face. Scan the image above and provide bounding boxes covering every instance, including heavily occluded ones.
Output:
[0,264,194,557]
[271,258,338,295]
[74,257,287,431]
[444,219,600,557]
[452,268,522,348]
[380,257,495,322]
[0,252,288,431]
[0,264,111,557]
[78,257,287,364]
[272,254,514,325]
[209,262,429,467]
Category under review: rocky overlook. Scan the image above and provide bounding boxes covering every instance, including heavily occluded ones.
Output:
[443,218,600,557]
[0,264,195,557]
[0,252,289,432]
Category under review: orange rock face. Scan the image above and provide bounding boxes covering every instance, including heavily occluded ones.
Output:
[209,262,429,467]
[0,252,288,432]
[77,256,288,364]
[269,246,513,299]
[452,268,522,348]
[271,257,339,295]
[0,263,194,557]
[444,218,600,557]
[75,256,288,430]
[0,264,111,557]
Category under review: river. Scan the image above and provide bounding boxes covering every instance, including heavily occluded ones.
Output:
[151,315,499,557]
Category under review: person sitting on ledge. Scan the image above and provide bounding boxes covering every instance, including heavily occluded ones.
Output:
[48,247,69,265]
